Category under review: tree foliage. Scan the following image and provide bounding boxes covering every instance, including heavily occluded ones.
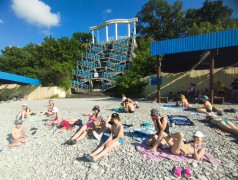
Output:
[0,33,92,89]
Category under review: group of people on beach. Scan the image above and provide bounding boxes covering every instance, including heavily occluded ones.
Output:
[2,94,238,164]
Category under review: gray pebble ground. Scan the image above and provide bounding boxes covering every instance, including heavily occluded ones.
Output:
[0,98,238,180]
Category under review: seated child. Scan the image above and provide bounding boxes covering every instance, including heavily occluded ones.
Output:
[53,119,82,135]
[65,105,100,145]
[85,113,124,162]
[2,120,30,151]
[121,97,139,109]
[147,130,205,161]
[197,95,223,115]
[146,109,169,150]
[176,94,190,107]
[17,104,32,120]
[45,107,62,126]
[92,115,111,140]
[40,100,54,119]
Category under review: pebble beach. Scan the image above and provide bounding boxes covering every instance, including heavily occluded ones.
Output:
[0,98,238,180]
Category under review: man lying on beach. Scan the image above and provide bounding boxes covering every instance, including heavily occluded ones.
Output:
[2,120,30,151]
[146,131,205,161]
[65,105,100,145]
[53,119,82,135]
[45,107,62,126]
[85,113,124,162]
[17,104,32,120]
[203,115,238,135]
[92,115,111,140]
[40,100,55,119]
[196,95,222,116]
[146,109,169,149]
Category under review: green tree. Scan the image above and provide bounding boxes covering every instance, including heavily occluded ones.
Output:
[136,0,187,40]
[186,0,238,35]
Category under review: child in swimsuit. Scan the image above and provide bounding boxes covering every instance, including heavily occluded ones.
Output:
[176,94,190,107]
[197,95,223,115]
[204,115,238,135]
[40,100,54,119]
[2,120,30,151]
[65,105,100,145]
[45,107,62,126]
[85,113,124,162]
[123,99,135,113]
[17,104,32,120]
[147,130,205,161]
[53,119,82,135]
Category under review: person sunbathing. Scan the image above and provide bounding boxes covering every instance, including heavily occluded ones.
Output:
[121,97,139,109]
[17,104,32,120]
[45,107,62,126]
[2,120,30,151]
[92,115,111,140]
[146,109,169,149]
[123,99,135,113]
[85,113,124,162]
[176,94,190,107]
[147,131,205,161]
[196,95,222,115]
[65,105,100,145]
[204,115,238,135]
[53,119,82,135]
[40,100,54,119]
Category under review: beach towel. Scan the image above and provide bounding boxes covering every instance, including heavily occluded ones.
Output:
[223,108,236,113]
[26,113,40,122]
[163,105,185,109]
[168,115,194,126]
[159,107,181,112]
[136,142,220,165]
[129,128,157,142]
[112,107,124,113]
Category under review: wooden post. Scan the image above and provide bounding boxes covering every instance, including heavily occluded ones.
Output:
[157,56,161,103]
[210,50,214,104]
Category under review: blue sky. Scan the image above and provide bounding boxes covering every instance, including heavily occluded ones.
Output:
[0,0,237,52]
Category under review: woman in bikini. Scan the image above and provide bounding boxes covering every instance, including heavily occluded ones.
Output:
[17,104,32,120]
[40,100,54,119]
[65,105,100,145]
[204,115,238,135]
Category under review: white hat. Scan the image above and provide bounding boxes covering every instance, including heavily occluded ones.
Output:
[122,97,127,101]
[22,103,27,107]
[193,131,204,138]
[52,107,59,113]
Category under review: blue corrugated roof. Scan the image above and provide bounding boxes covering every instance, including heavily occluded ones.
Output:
[0,71,41,85]
[151,29,238,56]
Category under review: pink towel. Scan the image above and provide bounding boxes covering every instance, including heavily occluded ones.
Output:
[136,142,220,165]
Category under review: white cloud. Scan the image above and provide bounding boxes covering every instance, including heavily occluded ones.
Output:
[103,9,112,14]
[11,0,60,28]
[0,19,3,23]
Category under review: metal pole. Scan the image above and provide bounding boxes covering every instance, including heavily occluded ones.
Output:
[157,56,161,103]
[210,50,214,104]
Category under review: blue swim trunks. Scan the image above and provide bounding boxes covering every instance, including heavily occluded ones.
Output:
[118,137,124,145]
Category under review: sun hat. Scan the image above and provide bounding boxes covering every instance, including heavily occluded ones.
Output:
[52,107,59,113]
[110,113,121,122]
[150,109,160,116]
[200,95,209,100]
[193,131,204,138]
[92,105,100,112]
[180,94,185,99]
[15,120,23,125]
[22,103,27,107]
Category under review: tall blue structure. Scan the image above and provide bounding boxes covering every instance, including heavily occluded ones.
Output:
[71,18,138,92]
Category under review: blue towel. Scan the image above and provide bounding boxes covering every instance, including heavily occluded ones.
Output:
[129,128,157,142]
[168,115,194,126]
[163,105,183,108]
